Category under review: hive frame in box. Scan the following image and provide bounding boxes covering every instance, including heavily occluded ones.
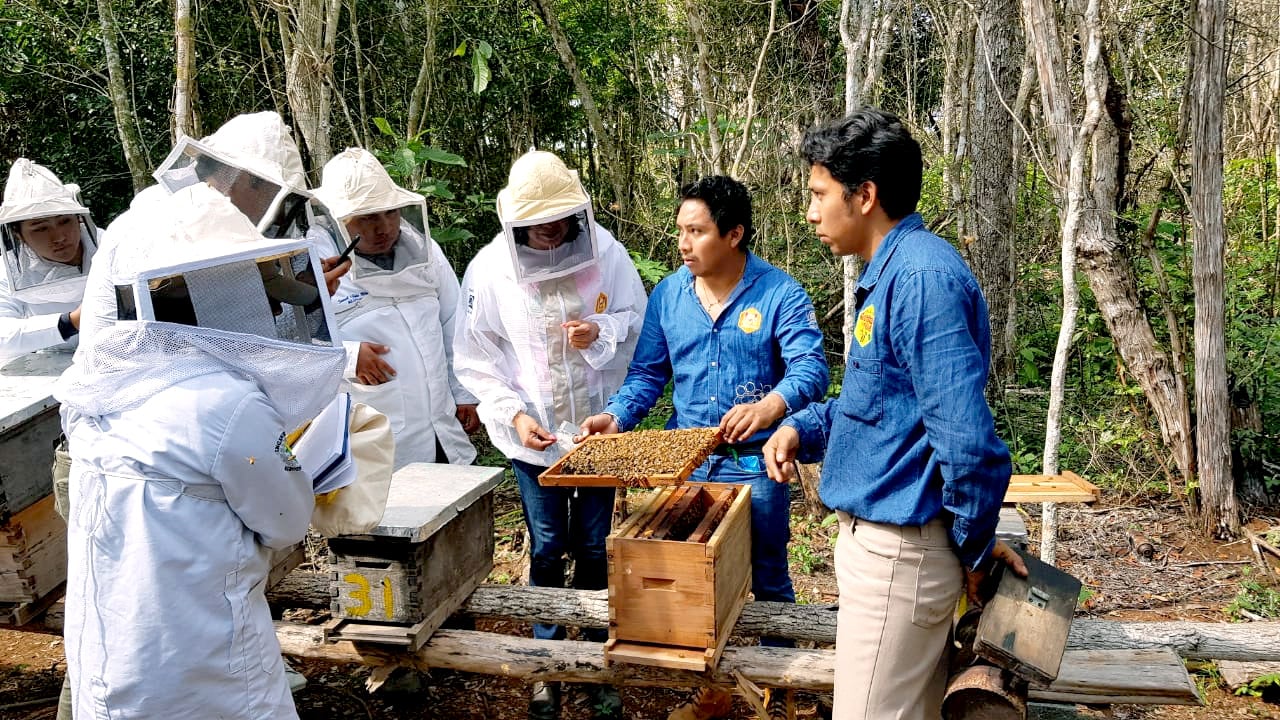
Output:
[603,482,752,672]
[537,429,722,488]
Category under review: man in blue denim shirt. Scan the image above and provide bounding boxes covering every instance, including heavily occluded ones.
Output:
[764,109,1026,719]
[580,176,828,720]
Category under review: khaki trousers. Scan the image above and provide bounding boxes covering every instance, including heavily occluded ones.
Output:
[833,512,963,720]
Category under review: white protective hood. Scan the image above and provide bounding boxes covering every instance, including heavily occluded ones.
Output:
[313,148,433,279]
[496,151,600,284]
[0,159,98,304]
[57,183,346,429]
[153,112,317,239]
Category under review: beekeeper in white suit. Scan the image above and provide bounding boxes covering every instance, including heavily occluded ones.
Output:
[55,183,346,720]
[314,148,478,467]
[452,150,646,720]
[77,111,350,350]
[0,159,99,365]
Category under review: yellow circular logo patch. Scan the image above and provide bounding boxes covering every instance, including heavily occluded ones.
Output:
[737,307,763,334]
[855,305,875,347]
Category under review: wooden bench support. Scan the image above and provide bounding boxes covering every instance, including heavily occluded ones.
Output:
[273,625,1202,705]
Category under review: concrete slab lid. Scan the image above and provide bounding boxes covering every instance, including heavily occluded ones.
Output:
[357,462,505,543]
[0,351,73,434]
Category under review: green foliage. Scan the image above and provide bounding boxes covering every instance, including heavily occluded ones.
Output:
[1234,672,1280,698]
[1225,575,1280,621]
[369,118,489,262]
[627,251,669,287]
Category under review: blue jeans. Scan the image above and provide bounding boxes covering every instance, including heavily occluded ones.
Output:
[511,458,614,642]
[691,453,796,647]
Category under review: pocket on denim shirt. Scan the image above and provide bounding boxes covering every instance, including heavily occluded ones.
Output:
[838,357,883,422]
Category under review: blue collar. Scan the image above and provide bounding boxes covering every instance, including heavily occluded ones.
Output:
[681,250,764,304]
[857,213,924,294]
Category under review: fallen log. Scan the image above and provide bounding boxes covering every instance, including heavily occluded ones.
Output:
[268,573,1280,660]
[274,625,1201,704]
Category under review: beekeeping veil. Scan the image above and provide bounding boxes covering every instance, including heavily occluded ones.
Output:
[0,159,98,304]
[311,148,435,290]
[153,112,315,240]
[496,150,599,284]
[56,183,346,429]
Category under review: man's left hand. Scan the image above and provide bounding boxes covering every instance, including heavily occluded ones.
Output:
[719,393,787,443]
[320,256,352,295]
[964,540,1029,608]
[455,404,481,433]
[562,320,600,349]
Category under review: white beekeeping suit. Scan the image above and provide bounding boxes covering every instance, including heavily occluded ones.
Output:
[453,150,647,466]
[0,159,99,365]
[55,183,346,720]
[314,148,477,467]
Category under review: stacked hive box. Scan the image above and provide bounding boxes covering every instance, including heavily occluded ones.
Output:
[539,428,750,672]
[326,462,504,649]
[0,494,66,625]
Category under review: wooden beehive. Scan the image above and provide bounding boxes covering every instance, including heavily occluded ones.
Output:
[0,493,67,625]
[325,463,504,650]
[604,482,751,671]
[539,427,722,487]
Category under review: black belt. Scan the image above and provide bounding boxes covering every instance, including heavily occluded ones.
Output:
[712,440,766,457]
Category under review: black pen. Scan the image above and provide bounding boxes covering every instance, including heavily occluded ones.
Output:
[333,234,361,265]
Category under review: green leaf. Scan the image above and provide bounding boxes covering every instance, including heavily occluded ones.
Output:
[391,148,416,179]
[452,40,467,57]
[476,40,493,59]
[820,512,839,528]
[373,117,396,138]
[471,48,492,94]
[431,226,475,245]
[418,146,467,167]
[417,178,456,200]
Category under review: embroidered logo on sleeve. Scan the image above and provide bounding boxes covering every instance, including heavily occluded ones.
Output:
[737,307,763,334]
[595,292,608,314]
[274,431,302,472]
[855,305,875,347]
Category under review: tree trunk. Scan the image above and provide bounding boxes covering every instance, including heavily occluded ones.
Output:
[1189,0,1237,537]
[968,0,1022,392]
[96,0,151,191]
[1022,0,1194,507]
[405,0,440,141]
[682,0,727,176]
[172,0,198,141]
[283,0,342,177]
[528,0,630,211]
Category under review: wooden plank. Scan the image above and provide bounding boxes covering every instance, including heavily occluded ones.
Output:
[649,486,704,541]
[1031,648,1201,705]
[1005,473,1100,503]
[0,494,66,603]
[637,486,691,539]
[609,536,714,648]
[711,485,752,655]
[604,639,712,671]
[0,581,65,626]
[617,488,676,539]
[688,487,735,545]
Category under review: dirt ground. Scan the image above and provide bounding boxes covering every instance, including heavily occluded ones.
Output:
[3,480,1279,719]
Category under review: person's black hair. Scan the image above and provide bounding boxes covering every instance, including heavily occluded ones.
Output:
[512,213,582,247]
[801,107,922,220]
[678,176,754,251]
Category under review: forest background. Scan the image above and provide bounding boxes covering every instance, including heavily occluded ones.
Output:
[0,0,1276,538]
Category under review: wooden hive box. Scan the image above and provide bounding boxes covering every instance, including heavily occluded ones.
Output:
[604,482,751,671]
[0,493,67,625]
[325,463,504,650]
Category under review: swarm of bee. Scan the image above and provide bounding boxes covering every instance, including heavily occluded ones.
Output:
[560,427,722,485]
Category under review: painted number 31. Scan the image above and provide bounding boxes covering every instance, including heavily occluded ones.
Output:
[343,572,396,619]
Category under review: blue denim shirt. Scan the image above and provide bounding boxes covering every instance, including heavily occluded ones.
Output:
[785,214,1011,571]
[606,252,829,444]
